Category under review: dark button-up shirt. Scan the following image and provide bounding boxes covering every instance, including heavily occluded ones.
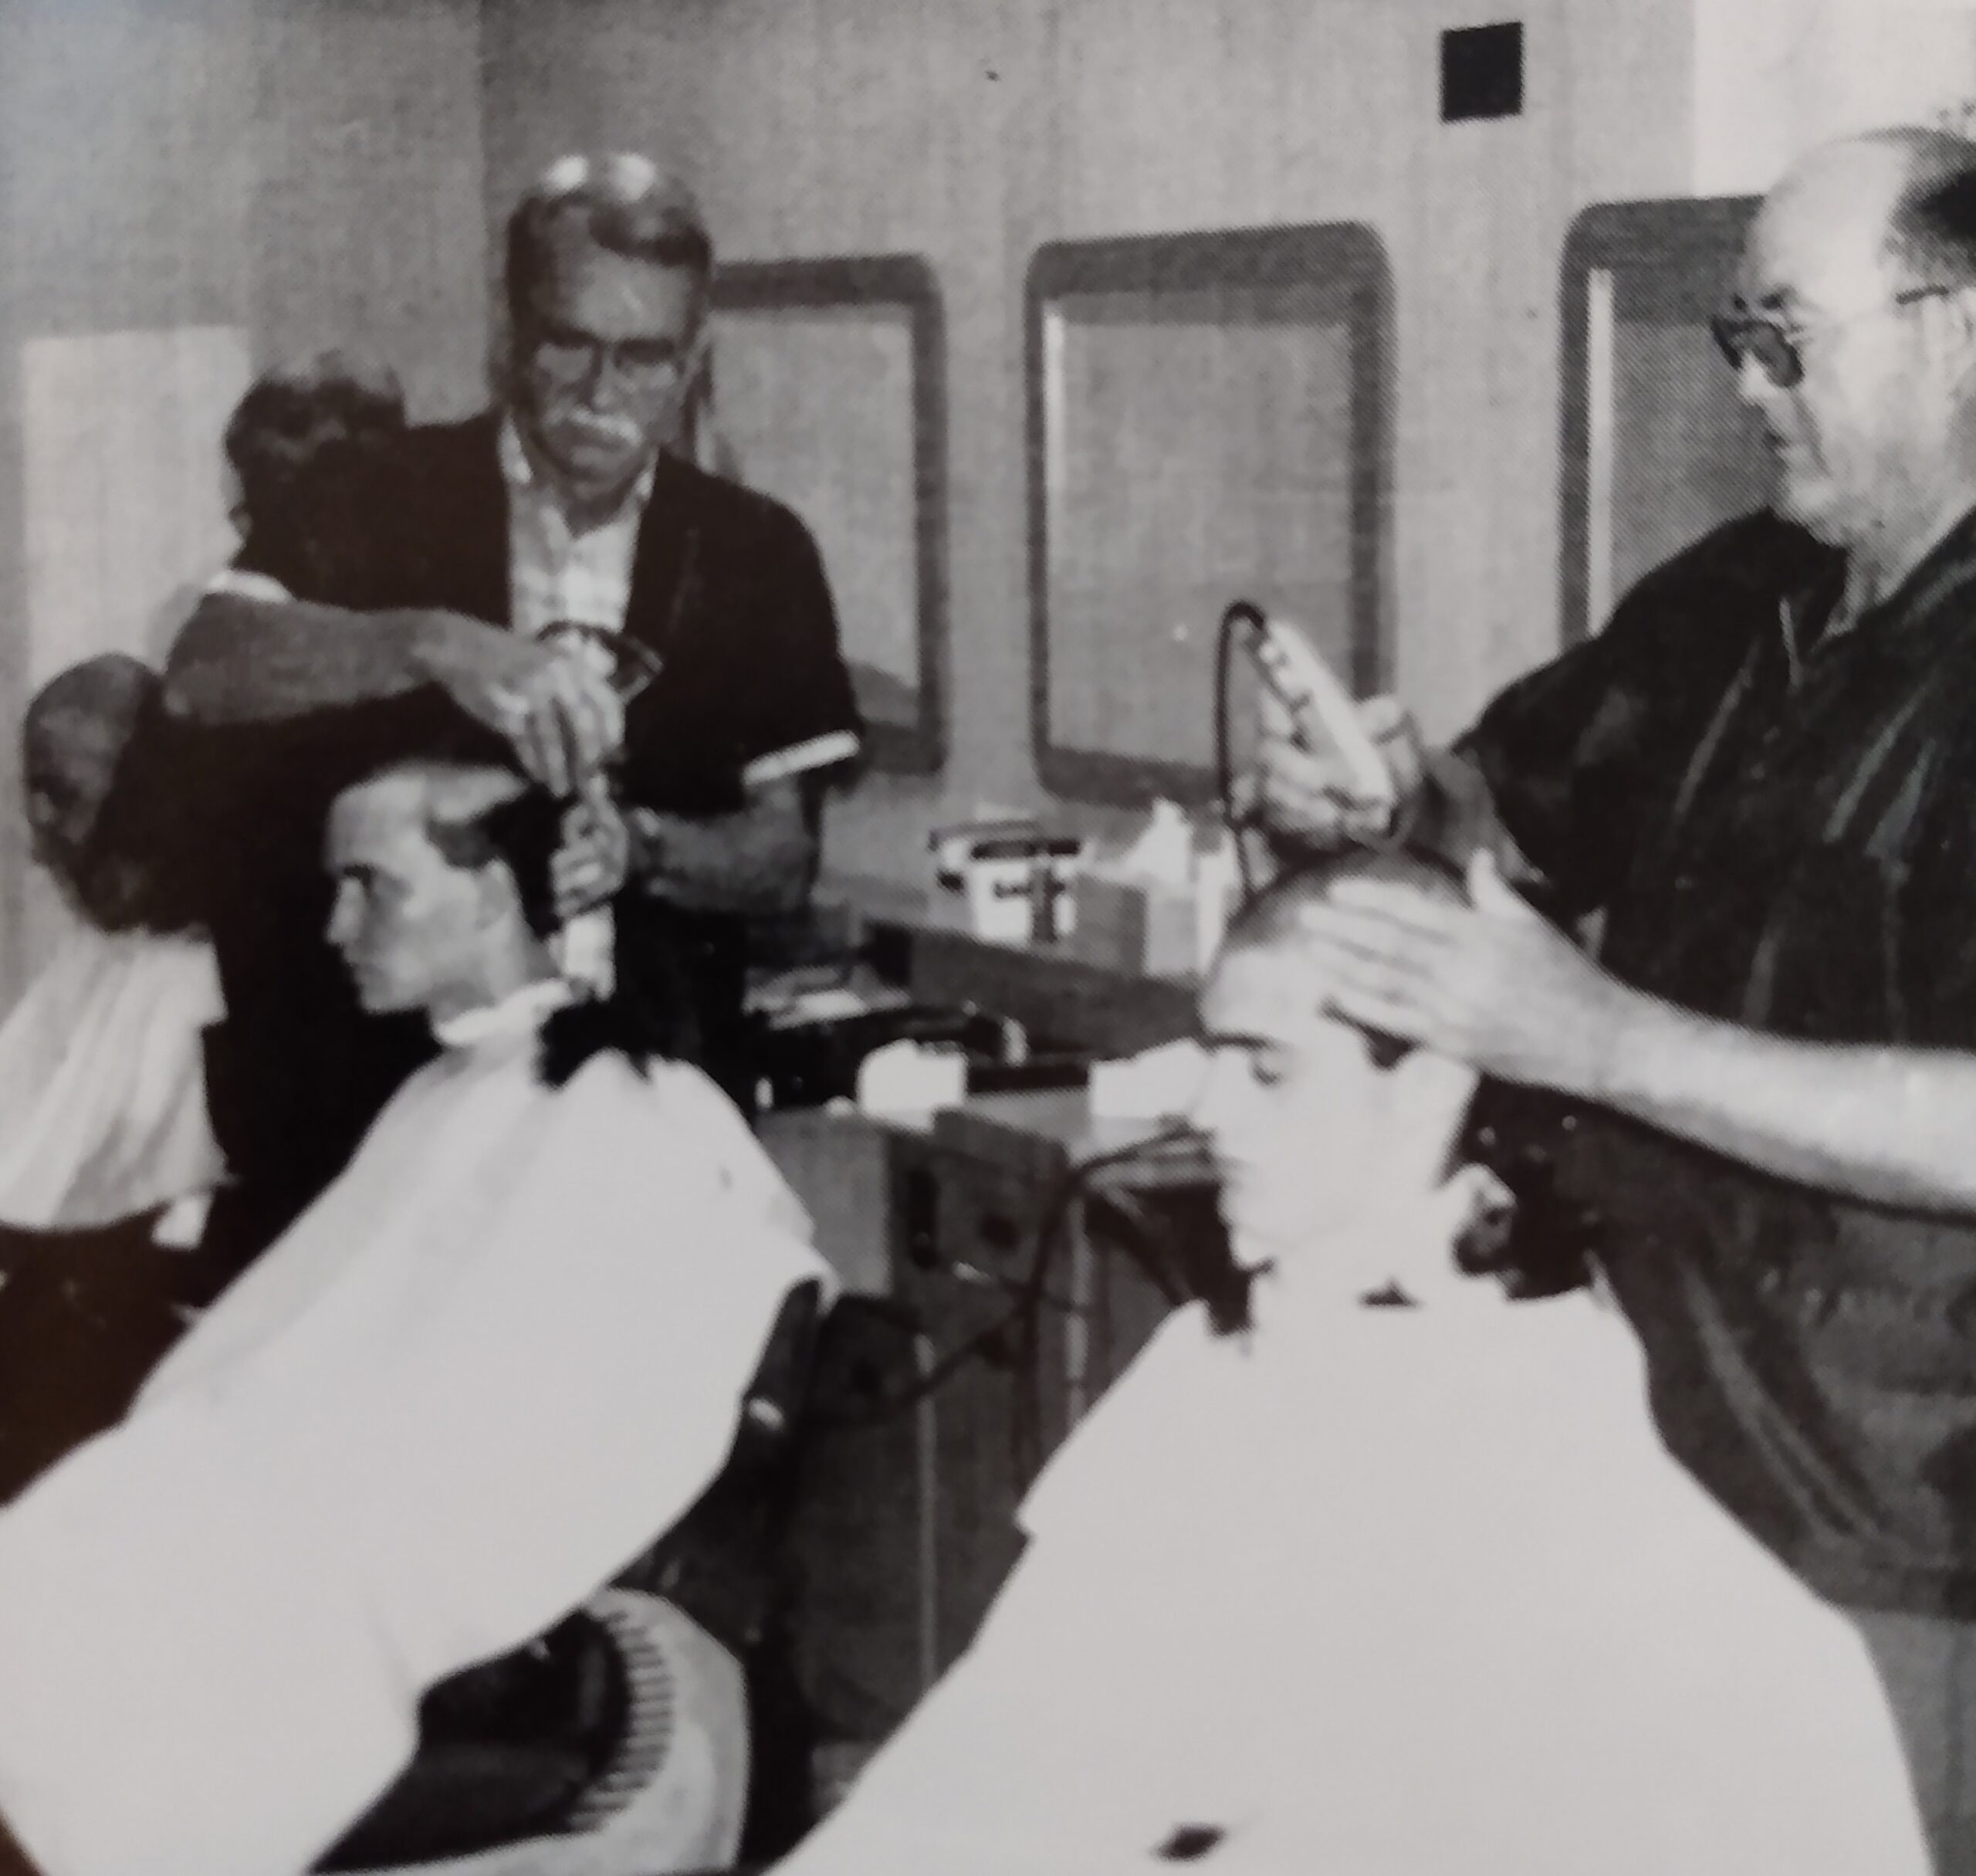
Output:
[1465,507,1976,1617]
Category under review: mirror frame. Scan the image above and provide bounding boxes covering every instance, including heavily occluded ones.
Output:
[710,252,949,775]
[1557,196,1759,647]
[1024,222,1392,806]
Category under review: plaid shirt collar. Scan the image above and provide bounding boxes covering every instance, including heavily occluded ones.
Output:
[497,415,660,636]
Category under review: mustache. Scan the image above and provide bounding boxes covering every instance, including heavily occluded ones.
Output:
[557,409,645,447]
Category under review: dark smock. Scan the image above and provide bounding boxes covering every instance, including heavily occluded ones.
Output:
[1468,508,1976,1617]
[151,424,859,1268]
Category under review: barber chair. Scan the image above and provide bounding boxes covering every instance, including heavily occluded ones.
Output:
[0,1216,192,1505]
[317,1278,827,1876]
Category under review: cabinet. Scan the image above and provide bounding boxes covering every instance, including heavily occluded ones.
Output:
[772,1097,1214,1740]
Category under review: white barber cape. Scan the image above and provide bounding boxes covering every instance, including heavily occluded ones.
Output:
[0,983,827,1876]
[0,925,223,1229]
[780,1173,1927,1876]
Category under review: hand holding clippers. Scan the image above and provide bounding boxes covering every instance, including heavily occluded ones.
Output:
[1239,608,1399,823]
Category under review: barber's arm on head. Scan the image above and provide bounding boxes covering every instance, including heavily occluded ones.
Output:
[162,590,622,797]
[1301,850,1976,1215]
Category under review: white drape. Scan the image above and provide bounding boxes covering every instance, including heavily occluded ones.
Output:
[0,1004,824,1876]
[0,926,223,1230]
[780,1185,1928,1876]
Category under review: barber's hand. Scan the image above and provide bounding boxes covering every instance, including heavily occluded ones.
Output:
[1295,851,1636,1097]
[411,614,624,797]
[551,782,631,922]
[1248,692,1425,851]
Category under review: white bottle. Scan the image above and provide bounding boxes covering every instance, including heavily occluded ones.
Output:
[1125,798,1196,889]
[1192,828,1240,972]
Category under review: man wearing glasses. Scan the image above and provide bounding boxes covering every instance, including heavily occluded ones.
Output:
[1263,127,1976,1871]
[168,154,862,1172]
[387,154,862,1111]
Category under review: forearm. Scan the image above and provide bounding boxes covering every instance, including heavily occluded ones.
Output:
[625,781,816,916]
[162,593,453,724]
[1595,994,1976,1212]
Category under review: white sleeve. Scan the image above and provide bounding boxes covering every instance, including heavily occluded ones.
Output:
[201,567,295,604]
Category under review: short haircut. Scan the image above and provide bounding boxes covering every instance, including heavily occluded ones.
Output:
[342,756,700,1088]
[1223,847,1464,956]
[1218,848,1464,1070]
[1873,127,1976,286]
[25,655,157,764]
[374,759,563,943]
[504,153,713,340]
[1210,845,1599,1310]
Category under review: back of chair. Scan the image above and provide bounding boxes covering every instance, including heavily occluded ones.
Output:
[614,1278,828,1658]
[316,1279,831,1874]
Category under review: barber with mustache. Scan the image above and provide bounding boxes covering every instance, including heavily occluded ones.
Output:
[1260,129,1976,1874]
[168,154,864,1142]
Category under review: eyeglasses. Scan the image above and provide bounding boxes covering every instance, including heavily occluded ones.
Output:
[530,320,688,389]
[1710,284,1961,390]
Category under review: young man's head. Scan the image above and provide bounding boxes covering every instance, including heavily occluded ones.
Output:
[502,153,712,514]
[1193,852,1480,1255]
[23,656,156,914]
[325,760,562,1022]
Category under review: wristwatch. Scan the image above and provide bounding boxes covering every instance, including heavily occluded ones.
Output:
[624,804,668,892]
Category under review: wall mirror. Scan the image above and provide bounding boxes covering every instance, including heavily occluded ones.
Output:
[1027,224,1391,806]
[1558,197,1766,645]
[708,254,946,774]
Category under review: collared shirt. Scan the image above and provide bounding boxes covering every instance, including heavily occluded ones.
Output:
[498,418,657,640]
[498,422,660,991]
[428,976,574,1051]
[1464,505,1976,1616]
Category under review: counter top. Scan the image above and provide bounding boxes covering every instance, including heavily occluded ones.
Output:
[817,872,1198,1058]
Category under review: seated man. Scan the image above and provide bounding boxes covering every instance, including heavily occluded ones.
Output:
[0,755,828,1876]
[0,660,227,1504]
[772,852,1927,1875]
[0,655,222,1231]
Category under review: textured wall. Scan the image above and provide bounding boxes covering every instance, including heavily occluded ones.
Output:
[481,0,1698,880]
[0,0,490,1000]
[0,0,1710,985]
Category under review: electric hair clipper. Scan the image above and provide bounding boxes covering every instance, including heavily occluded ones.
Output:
[1243,613,1396,809]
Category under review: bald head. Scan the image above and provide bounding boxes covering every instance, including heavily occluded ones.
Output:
[28,655,154,737]
[1757,129,1976,301]
[1728,127,1976,560]
[1223,848,1462,963]
[23,655,156,892]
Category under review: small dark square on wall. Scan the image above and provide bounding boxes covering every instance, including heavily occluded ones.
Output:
[1441,21,1524,122]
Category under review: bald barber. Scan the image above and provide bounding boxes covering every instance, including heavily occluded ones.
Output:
[1267,129,1976,1872]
